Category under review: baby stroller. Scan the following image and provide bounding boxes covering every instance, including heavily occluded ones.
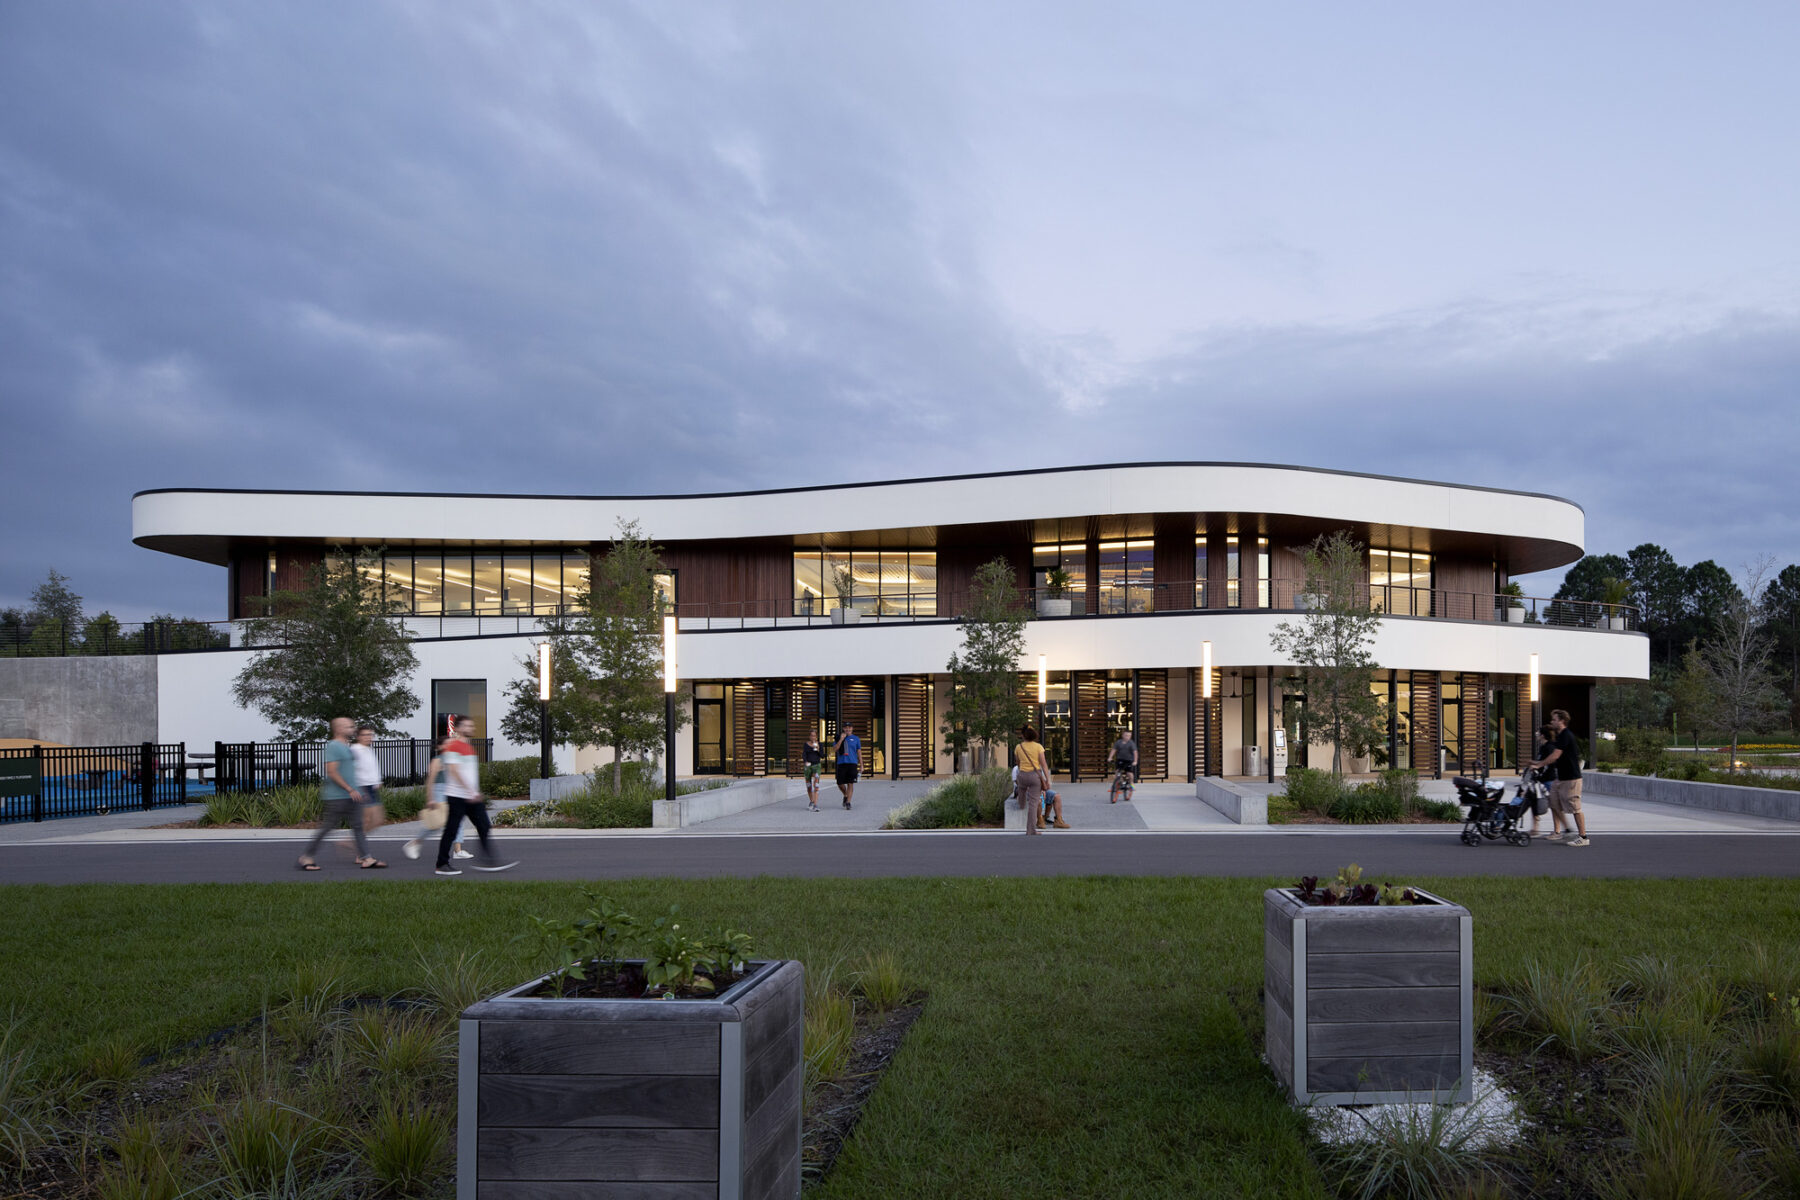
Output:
[1455,768,1544,847]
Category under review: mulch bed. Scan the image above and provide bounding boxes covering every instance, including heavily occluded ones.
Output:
[803,999,926,1188]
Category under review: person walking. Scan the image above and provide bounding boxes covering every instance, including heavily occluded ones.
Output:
[350,724,385,837]
[1016,725,1051,835]
[1530,708,1589,846]
[833,723,861,809]
[434,717,516,875]
[1526,723,1555,837]
[402,735,465,861]
[298,717,385,871]
[802,731,824,812]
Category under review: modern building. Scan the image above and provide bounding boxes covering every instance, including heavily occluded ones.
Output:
[131,463,1649,779]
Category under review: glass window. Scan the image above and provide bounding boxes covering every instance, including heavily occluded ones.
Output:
[909,552,937,616]
[382,554,414,614]
[413,555,443,612]
[561,553,590,609]
[1098,541,1154,613]
[1033,543,1086,600]
[1226,538,1241,608]
[1370,550,1432,616]
[1194,540,1208,607]
[877,552,910,615]
[825,551,854,612]
[432,678,487,740]
[530,554,562,613]
[1257,538,1270,609]
[501,555,532,614]
[442,554,473,614]
[472,555,503,614]
[793,551,824,616]
[654,571,676,612]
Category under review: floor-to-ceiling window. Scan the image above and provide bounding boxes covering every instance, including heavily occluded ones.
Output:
[1257,538,1270,608]
[1370,549,1432,616]
[1194,539,1208,607]
[791,549,937,616]
[329,548,597,616]
[1098,540,1154,613]
[1226,538,1241,608]
[1033,542,1087,604]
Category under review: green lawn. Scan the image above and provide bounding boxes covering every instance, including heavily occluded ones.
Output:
[4,876,1799,1198]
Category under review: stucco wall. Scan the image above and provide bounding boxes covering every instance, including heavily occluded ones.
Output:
[0,657,159,745]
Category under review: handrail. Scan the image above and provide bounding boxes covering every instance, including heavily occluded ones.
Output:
[1,586,1640,656]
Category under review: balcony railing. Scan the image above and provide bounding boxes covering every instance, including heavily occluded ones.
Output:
[1,585,1639,657]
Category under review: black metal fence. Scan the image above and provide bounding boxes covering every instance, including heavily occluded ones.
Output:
[1,617,232,658]
[207,738,495,795]
[0,743,190,824]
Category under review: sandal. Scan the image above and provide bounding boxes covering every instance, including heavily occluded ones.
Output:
[356,857,388,869]
[297,859,320,871]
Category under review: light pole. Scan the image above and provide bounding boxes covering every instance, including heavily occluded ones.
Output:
[664,614,678,804]
[537,641,552,780]
[1528,651,1541,752]
[1201,640,1213,777]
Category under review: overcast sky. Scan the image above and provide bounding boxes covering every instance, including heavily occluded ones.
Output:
[3,2,1797,620]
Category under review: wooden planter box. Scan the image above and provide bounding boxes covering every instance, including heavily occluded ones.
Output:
[458,959,804,1200]
[1263,889,1472,1106]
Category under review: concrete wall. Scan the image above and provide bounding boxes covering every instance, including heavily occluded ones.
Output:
[1196,776,1267,824]
[0,657,158,745]
[1584,771,1800,822]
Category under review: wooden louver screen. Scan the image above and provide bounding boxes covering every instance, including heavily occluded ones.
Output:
[1410,671,1440,778]
[1190,667,1223,778]
[1073,671,1108,782]
[730,681,766,776]
[786,679,821,776]
[1459,673,1489,776]
[840,680,876,766]
[1136,670,1168,780]
[894,676,933,779]
[1513,675,1530,769]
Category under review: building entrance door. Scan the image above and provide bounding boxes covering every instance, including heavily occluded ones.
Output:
[694,685,725,773]
[1042,686,1071,775]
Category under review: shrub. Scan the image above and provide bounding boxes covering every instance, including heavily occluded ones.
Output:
[973,766,1013,823]
[853,951,910,1014]
[1418,799,1464,822]
[1282,767,1343,815]
[803,989,855,1097]
[1329,783,1402,824]
[478,756,540,798]
[883,775,987,829]
[1616,726,1668,773]
[1378,768,1420,814]
[0,1020,59,1179]
[357,1096,448,1193]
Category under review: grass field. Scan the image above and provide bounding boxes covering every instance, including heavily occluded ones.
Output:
[3,876,1799,1198]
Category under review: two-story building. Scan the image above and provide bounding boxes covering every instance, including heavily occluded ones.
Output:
[131,462,1649,780]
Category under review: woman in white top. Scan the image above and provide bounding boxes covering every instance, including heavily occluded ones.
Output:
[351,726,384,810]
[402,736,467,861]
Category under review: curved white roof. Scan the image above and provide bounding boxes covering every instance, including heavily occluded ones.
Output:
[133,462,1584,572]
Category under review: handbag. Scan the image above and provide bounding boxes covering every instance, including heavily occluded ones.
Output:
[420,801,447,831]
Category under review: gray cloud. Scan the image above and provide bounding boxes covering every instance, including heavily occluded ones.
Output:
[1,3,1796,618]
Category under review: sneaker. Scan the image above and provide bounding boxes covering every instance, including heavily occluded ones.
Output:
[433,867,462,876]
[1564,836,1590,847]
[473,861,519,872]
[808,804,819,812]
[1053,818,1070,829]
[452,849,474,859]
[1542,831,1565,843]
[402,841,420,860]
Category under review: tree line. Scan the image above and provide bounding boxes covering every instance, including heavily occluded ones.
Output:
[1,569,226,655]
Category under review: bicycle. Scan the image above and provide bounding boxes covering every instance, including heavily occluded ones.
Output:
[1108,763,1136,804]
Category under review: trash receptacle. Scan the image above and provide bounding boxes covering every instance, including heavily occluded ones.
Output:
[1242,745,1262,776]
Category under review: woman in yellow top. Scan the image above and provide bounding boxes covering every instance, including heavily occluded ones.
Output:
[1015,725,1051,836]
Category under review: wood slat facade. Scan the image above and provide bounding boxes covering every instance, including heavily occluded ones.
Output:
[784,679,821,776]
[1072,671,1109,782]
[730,681,766,777]
[1410,671,1440,778]
[1136,670,1168,780]
[1457,673,1489,776]
[893,675,933,779]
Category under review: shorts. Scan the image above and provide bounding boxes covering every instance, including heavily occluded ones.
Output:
[1550,778,1583,816]
[803,763,821,783]
[835,763,859,786]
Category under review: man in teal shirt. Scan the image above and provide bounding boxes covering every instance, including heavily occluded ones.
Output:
[299,716,384,870]
[833,724,861,809]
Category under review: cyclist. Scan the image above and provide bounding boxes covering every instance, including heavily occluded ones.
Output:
[1110,730,1138,803]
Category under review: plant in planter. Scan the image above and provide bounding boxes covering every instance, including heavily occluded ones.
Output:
[830,565,860,624]
[1601,576,1630,629]
[1498,581,1526,623]
[462,891,802,1198]
[1037,568,1075,617]
[1265,864,1472,1106]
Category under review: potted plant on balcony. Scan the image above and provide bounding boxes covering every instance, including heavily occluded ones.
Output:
[1601,576,1630,630]
[1264,864,1472,1106]
[1498,581,1526,623]
[458,893,804,1199]
[830,565,860,624]
[1037,568,1075,617]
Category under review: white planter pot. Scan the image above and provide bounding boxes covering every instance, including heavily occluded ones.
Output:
[1295,593,1322,612]
[830,607,860,625]
[1608,616,1626,631]
[1037,597,1074,618]
[1505,607,1525,623]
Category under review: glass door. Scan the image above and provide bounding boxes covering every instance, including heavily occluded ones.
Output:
[693,684,726,773]
[1282,692,1309,770]
[1041,676,1071,775]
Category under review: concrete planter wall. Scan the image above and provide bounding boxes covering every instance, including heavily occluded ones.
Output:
[459,959,804,1200]
[1037,597,1074,617]
[1264,888,1472,1106]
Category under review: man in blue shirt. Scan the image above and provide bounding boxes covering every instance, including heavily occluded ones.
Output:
[833,724,862,810]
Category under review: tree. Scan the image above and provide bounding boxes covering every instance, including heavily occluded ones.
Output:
[522,523,683,789]
[498,610,586,770]
[1761,563,1800,718]
[231,555,420,739]
[942,558,1029,772]
[1679,560,1740,653]
[1556,554,1630,604]
[28,569,84,627]
[1270,531,1385,776]
[1627,544,1686,664]
[1667,645,1715,749]
[1697,558,1785,769]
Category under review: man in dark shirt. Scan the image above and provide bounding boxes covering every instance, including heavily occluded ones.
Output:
[1529,708,1588,846]
[833,724,861,810]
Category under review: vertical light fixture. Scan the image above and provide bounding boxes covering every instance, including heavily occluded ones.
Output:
[1201,640,1213,778]
[1037,653,1048,705]
[537,641,553,779]
[664,614,678,803]
[1528,652,1540,704]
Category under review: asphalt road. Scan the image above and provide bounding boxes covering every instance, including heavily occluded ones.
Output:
[3,829,1799,885]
